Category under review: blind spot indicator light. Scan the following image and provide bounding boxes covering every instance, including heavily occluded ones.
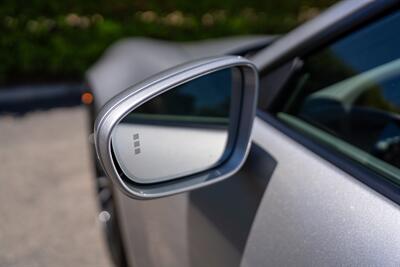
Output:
[133,133,141,155]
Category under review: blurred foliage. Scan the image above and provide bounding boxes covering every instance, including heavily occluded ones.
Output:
[0,0,336,85]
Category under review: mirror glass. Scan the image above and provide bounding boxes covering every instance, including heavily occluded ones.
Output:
[111,67,240,184]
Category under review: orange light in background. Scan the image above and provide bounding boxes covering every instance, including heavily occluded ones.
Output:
[81,92,93,105]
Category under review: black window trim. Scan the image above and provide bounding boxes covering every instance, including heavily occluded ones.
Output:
[257,110,400,206]
[262,3,400,112]
[256,5,400,205]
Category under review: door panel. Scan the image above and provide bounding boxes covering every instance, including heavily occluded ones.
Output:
[94,8,400,263]
[87,35,276,267]
[115,192,191,267]
[115,113,400,267]
[188,144,276,267]
[241,117,400,266]
[114,143,277,267]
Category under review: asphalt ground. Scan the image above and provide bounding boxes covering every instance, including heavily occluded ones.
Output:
[0,107,112,267]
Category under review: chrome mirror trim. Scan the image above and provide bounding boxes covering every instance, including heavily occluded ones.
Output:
[94,56,258,199]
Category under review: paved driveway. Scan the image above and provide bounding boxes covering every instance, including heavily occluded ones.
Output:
[0,107,112,267]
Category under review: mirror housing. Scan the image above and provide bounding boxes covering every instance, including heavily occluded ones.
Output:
[95,56,258,199]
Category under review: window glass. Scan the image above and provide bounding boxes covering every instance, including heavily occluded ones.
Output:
[279,10,400,181]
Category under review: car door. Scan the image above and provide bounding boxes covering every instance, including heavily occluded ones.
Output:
[114,1,400,266]
[242,3,400,266]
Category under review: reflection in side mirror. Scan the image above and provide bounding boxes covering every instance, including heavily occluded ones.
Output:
[112,68,238,184]
[95,56,258,199]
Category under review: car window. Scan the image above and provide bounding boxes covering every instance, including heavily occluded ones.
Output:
[278,10,400,183]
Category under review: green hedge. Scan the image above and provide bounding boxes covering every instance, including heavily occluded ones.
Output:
[0,0,336,85]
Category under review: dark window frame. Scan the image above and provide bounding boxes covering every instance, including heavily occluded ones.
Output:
[257,5,400,205]
[257,111,400,205]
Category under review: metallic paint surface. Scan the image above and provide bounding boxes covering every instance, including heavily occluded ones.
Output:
[88,35,274,266]
[88,2,400,262]
[241,118,400,266]
[94,56,258,199]
[87,36,274,111]
[114,142,276,267]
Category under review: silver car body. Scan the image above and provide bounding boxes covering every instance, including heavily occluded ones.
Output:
[87,0,400,266]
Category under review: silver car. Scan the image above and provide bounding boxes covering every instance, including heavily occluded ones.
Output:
[86,1,400,266]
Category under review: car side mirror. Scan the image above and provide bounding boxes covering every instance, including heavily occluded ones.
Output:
[94,56,258,199]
